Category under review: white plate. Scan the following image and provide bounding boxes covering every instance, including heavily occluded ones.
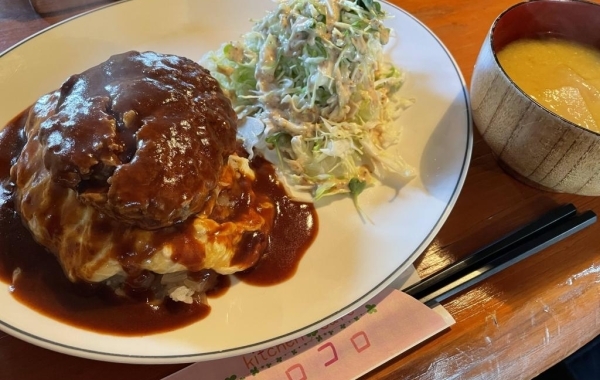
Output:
[0,0,471,364]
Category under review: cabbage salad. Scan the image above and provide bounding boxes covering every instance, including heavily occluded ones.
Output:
[202,0,414,207]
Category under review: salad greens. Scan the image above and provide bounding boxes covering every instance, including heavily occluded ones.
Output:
[202,0,414,203]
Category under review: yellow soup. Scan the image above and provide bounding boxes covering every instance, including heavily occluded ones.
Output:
[497,38,600,133]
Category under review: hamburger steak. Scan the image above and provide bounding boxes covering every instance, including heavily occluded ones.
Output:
[9,51,276,303]
[36,51,238,229]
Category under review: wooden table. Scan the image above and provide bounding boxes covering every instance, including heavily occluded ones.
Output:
[1,0,599,379]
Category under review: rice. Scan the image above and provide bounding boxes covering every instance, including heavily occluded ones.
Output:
[103,269,219,304]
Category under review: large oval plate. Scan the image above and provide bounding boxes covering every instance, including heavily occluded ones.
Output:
[0,0,471,364]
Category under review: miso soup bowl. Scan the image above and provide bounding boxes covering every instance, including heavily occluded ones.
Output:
[471,0,600,195]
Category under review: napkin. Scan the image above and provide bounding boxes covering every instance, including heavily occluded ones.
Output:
[163,267,454,380]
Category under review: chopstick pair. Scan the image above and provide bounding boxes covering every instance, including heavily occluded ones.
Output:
[404,203,597,307]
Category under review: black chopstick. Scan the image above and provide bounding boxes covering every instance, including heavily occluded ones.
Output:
[404,204,596,307]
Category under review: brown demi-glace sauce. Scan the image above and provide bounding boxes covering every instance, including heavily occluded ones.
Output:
[0,110,318,336]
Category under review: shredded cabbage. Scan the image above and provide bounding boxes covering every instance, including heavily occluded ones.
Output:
[201,0,415,200]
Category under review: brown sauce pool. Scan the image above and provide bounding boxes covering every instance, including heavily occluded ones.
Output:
[0,110,318,336]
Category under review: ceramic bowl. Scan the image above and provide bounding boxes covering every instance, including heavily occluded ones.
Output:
[471,0,600,195]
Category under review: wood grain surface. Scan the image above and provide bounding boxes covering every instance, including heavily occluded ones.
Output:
[1,0,599,379]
